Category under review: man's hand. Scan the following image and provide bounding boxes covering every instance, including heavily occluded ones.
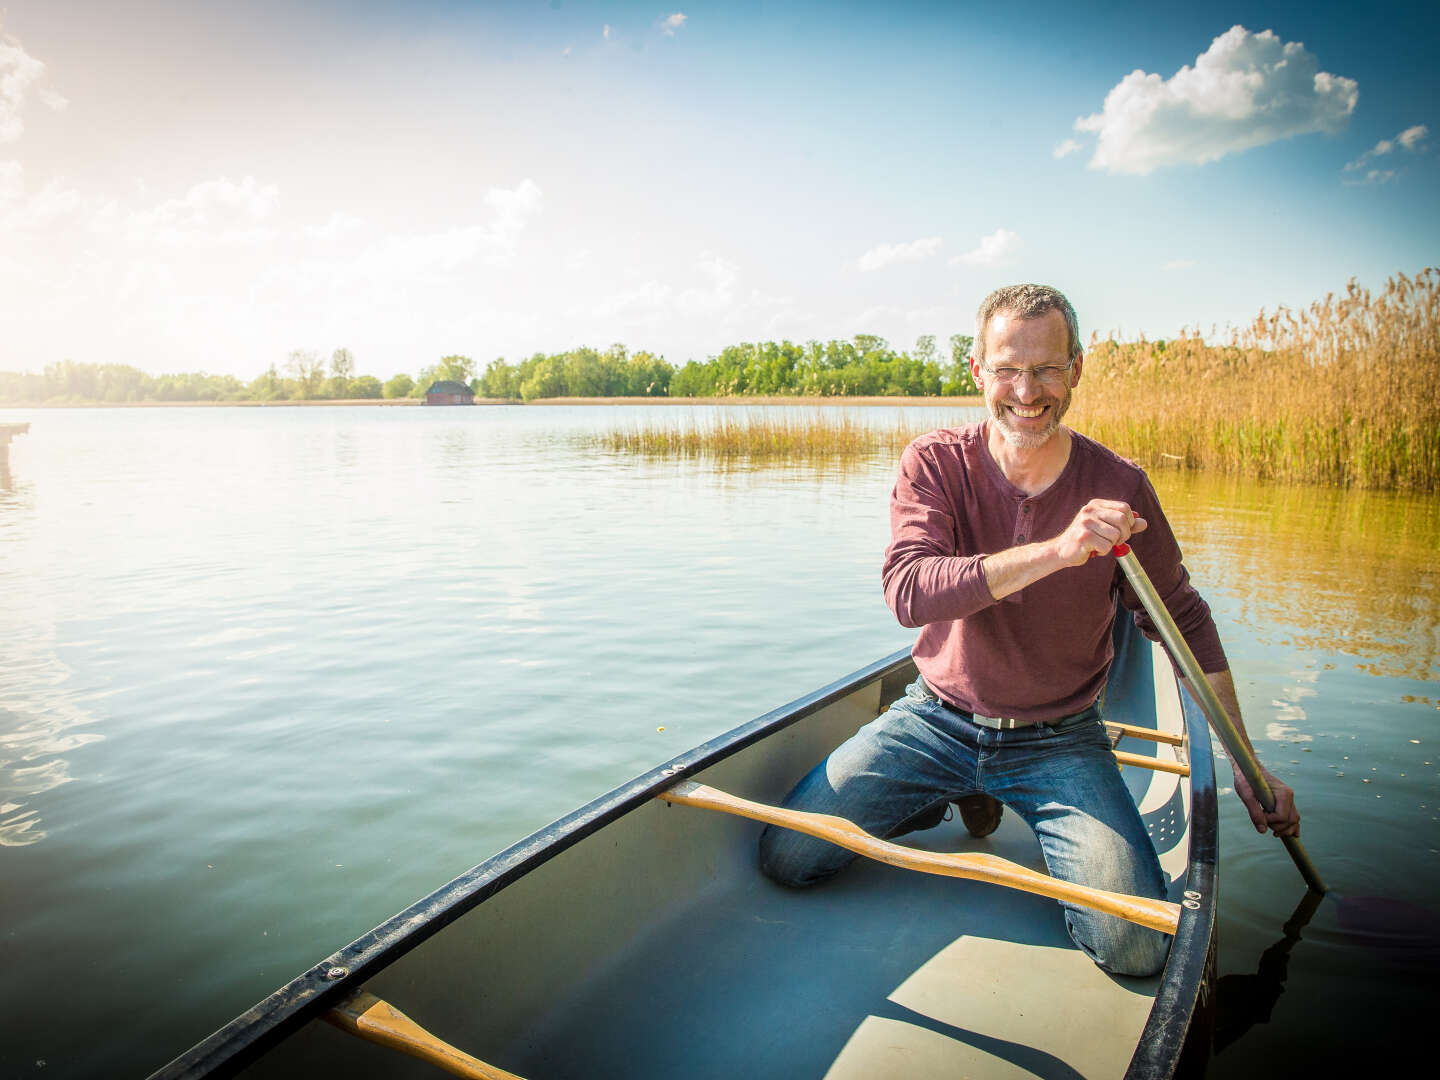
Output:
[1051,499,1149,566]
[1232,762,1301,838]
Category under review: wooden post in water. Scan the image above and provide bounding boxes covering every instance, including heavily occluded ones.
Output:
[0,423,28,486]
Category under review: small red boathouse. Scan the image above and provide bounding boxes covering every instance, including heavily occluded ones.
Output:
[423,380,475,406]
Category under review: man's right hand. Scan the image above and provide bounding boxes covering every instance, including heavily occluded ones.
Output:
[1051,499,1148,566]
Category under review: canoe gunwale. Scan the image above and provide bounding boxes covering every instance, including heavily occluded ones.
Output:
[1125,687,1220,1078]
[148,648,918,1080]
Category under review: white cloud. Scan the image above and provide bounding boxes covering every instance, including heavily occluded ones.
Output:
[857,236,942,272]
[1073,25,1358,175]
[950,228,1020,266]
[661,14,688,37]
[120,175,279,250]
[1052,138,1082,159]
[1397,124,1429,150]
[1345,123,1429,171]
[1343,168,1396,187]
[0,29,53,142]
[603,24,613,40]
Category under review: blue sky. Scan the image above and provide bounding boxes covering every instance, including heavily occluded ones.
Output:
[1,0,1435,379]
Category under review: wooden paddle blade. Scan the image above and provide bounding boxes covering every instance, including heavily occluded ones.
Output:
[325,991,526,1080]
[660,780,1181,934]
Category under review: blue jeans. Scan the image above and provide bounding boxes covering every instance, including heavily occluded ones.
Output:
[757,677,1170,976]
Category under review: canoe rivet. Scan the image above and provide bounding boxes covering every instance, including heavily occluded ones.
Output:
[1182,898,1200,910]
[1183,890,1202,901]
[325,967,349,980]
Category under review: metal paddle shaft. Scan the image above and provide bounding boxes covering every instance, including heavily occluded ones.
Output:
[1111,542,1326,894]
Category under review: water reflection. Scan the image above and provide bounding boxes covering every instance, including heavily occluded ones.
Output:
[1214,890,1323,1054]
[1153,471,1440,682]
[0,425,101,846]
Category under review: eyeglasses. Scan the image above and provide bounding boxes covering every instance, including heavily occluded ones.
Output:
[979,359,1075,384]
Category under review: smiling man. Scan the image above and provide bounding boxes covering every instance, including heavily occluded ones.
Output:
[758,283,1300,976]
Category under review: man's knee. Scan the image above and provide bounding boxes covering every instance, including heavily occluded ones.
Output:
[757,824,846,889]
[1072,916,1171,977]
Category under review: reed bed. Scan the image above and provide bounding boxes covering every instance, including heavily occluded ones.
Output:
[585,411,929,464]
[588,270,1437,491]
[1069,268,1440,491]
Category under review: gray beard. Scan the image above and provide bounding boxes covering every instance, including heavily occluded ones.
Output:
[991,390,1071,449]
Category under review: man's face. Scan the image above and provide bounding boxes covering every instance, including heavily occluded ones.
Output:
[971,308,1080,450]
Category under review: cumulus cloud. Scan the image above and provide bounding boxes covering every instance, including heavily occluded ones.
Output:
[1,27,64,142]
[1052,138,1082,159]
[857,236,942,272]
[1072,25,1358,175]
[1345,123,1429,171]
[661,13,688,36]
[950,228,1020,266]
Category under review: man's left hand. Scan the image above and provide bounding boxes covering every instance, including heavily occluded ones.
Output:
[1232,762,1300,838]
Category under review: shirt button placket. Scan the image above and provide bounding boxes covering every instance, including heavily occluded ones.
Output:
[1015,501,1032,545]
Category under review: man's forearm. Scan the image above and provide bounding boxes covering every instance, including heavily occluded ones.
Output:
[1179,667,1254,752]
[981,539,1066,601]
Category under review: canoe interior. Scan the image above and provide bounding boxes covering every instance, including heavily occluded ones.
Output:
[170,614,1215,1080]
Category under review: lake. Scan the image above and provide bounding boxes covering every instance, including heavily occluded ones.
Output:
[1,404,1435,1077]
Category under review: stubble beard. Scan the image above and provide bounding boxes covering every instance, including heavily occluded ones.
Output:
[990,383,1073,450]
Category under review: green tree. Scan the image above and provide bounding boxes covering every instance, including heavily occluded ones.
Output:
[944,334,978,396]
[383,373,414,399]
[286,350,326,399]
[519,355,567,401]
[478,358,521,399]
[330,348,355,397]
[437,354,475,384]
[349,375,382,399]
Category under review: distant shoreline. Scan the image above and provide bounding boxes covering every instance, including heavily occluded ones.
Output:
[0,395,983,409]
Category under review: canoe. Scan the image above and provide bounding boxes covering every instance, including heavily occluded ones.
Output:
[151,609,1217,1079]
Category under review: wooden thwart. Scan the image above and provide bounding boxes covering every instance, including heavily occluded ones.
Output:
[1113,749,1190,776]
[326,991,526,1080]
[660,780,1181,934]
[1106,720,1185,747]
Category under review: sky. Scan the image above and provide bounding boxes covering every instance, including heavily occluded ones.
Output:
[0,0,1436,381]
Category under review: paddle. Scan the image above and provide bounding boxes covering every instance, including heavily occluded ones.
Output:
[1106,542,1327,894]
[660,779,1182,933]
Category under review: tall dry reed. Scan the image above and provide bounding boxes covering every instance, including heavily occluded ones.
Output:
[1069,268,1440,491]
[585,411,927,464]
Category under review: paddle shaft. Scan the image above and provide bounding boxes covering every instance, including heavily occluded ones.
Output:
[661,780,1181,934]
[1113,545,1326,894]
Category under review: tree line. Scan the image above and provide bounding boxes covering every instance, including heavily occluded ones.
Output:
[0,335,978,405]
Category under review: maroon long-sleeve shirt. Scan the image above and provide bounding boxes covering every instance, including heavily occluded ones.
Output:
[882,422,1226,723]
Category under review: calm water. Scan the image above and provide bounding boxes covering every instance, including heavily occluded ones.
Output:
[0,405,1435,1077]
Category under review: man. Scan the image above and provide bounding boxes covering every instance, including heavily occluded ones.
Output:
[758,283,1300,977]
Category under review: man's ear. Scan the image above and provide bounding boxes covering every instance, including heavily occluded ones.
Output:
[969,353,983,389]
[1070,350,1084,387]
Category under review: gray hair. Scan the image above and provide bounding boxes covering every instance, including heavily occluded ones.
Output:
[973,284,1081,365]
